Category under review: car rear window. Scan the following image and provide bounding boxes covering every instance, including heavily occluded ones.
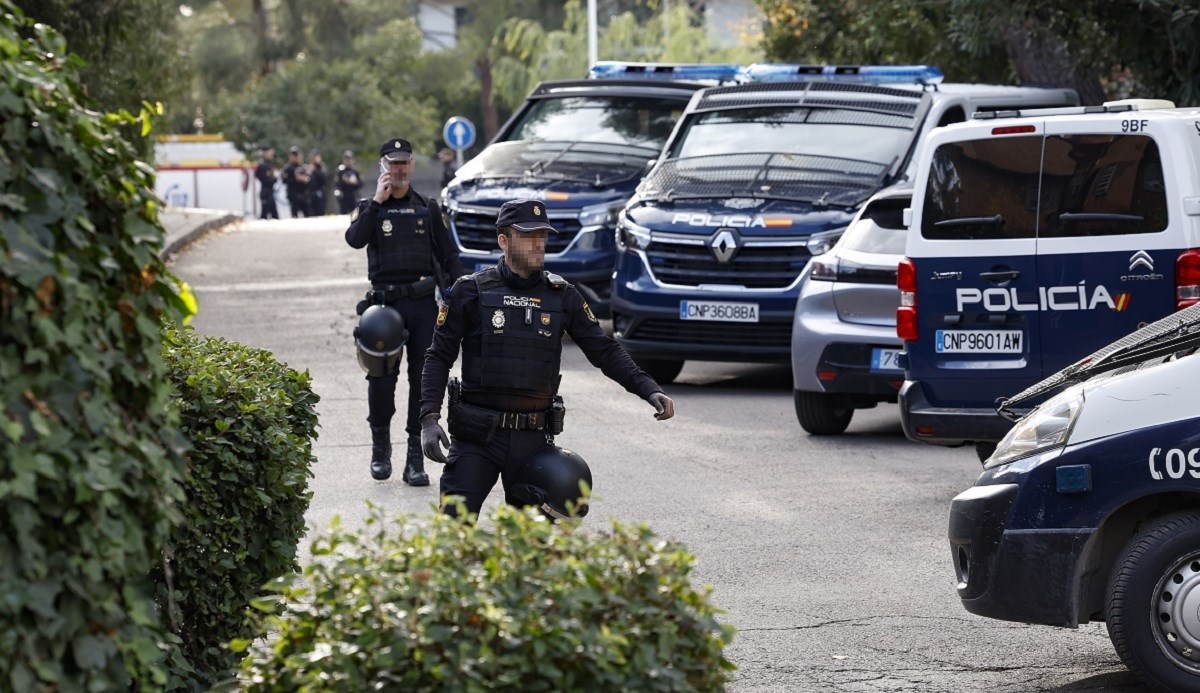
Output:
[840,197,908,254]
[1038,134,1167,237]
[922,135,1042,240]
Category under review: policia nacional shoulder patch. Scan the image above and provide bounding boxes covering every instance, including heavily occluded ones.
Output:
[436,302,448,326]
[350,206,360,222]
[583,301,597,323]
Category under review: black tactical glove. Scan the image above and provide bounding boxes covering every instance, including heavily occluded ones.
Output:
[647,392,675,421]
[421,415,450,464]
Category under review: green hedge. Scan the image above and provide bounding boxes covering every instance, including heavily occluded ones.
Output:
[0,3,188,689]
[240,504,736,691]
[158,324,319,689]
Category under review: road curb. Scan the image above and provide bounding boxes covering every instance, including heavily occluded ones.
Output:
[160,212,240,260]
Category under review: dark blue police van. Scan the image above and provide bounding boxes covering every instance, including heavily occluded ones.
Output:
[440,62,740,317]
[951,301,1200,691]
[612,65,1077,383]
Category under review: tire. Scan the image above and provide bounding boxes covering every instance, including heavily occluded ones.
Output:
[793,390,853,435]
[975,442,997,465]
[634,358,683,384]
[1107,511,1200,692]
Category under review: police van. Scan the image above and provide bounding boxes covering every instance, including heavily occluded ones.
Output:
[611,65,1077,383]
[441,62,740,318]
[950,302,1200,691]
[898,100,1200,457]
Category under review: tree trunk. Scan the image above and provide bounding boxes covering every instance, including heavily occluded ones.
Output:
[476,55,499,141]
[1002,19,1106,106]
[251,0,271,77]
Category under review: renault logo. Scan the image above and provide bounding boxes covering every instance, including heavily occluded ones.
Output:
[710,228,740,264]
[1129,250,1154,272]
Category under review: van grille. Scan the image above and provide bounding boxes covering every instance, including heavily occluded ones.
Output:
[645,238,811,289]
[451,210,580,254]
[629,318,792,348]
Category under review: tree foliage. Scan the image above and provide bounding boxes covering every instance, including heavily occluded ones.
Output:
[755,0,1200,106]
[12,0,188,118]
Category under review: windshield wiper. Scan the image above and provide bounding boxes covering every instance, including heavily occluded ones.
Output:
[932,214,1003,228]
[1059,212,1145,223]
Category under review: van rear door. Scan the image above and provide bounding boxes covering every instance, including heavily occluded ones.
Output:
[909,132,1043,410]
[1035,124,1175,376]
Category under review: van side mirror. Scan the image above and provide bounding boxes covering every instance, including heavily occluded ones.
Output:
[903,207,913,228]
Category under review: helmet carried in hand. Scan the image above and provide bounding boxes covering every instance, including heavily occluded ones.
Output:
[508,446,592,520]
[354,305,407,377]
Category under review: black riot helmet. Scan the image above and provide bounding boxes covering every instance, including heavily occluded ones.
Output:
[508,446,592,521]
[354,305,407,377]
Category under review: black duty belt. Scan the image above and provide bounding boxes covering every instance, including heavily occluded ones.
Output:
[495,410,547,431]
[369,276,436,302]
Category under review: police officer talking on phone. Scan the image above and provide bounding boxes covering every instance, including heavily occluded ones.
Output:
[345,137,466,485]
[419,199,675,517]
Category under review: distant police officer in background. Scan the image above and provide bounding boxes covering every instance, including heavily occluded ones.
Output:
[419,199,675,517]
[335,150,361,215]
[306,149,327,215]
[254,146,278,219]
[346,137,466,485]
[282,145,309,218]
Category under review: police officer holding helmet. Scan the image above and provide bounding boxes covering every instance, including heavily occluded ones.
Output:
[346,137,465,485]
[419,199,675,517]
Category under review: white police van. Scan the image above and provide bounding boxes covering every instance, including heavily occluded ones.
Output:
[898,99,1200,458]
[949,301,1200,691]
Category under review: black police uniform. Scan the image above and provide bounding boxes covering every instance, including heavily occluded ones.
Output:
[282,148,308,218]
[254,154,278,219]
[345,138,466,483]
[306,158,327,216]
[419,201,664,516]
[335,157,361,215]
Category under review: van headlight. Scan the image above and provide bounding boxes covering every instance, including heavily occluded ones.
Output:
[986,389,1084,468]
[615,213,651,251]
[578,202,624,228]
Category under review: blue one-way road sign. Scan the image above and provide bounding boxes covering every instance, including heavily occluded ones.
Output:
[442,116,477,152]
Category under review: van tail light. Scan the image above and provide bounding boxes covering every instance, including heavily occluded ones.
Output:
[897,257,918,340]
[1177,249,1200,310]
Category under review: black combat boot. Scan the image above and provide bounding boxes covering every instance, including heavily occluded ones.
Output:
[370,425,392,480]
[402,436,430,486]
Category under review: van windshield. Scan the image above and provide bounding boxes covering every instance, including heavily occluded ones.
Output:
[668,107,914,167]
[504,96,685,149]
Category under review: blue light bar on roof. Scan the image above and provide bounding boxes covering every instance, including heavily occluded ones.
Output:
[588,61,743,83]
[740,64,944,85]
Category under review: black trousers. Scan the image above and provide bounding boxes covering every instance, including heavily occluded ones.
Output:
[259,194,278,219]
[365,293,437,437]
[440,428,551,516]
[336,190,356,214]
[287,193,308,218]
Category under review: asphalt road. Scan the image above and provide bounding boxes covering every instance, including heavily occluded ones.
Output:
[170,215,1151,692]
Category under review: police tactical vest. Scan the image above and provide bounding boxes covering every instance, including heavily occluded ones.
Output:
[464,267,565,397]
[368,192,435,282]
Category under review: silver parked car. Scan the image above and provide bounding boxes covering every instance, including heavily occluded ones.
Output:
[791,185,910,434]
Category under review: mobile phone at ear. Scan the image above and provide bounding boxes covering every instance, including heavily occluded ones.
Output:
[379,161,387,174]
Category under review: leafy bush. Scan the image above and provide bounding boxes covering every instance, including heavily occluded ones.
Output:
[240,504,736,691]
[158,324,319,689]
[0,2,188,689]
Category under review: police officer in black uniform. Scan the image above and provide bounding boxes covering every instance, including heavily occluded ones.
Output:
[346,137,466,485]
[419,199,675,517]
[306,149,327,215]
[334,150,361,215]
[282,146,308,218]
[254,146,278,219]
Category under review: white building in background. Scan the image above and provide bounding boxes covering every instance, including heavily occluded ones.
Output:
[418,2,460,52]
[416,1,763,53]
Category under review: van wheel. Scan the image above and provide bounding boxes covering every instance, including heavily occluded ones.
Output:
[794,391,853,435]
[1107,512,1200,692]
[634,358,683,384]
[974,442,997,465]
